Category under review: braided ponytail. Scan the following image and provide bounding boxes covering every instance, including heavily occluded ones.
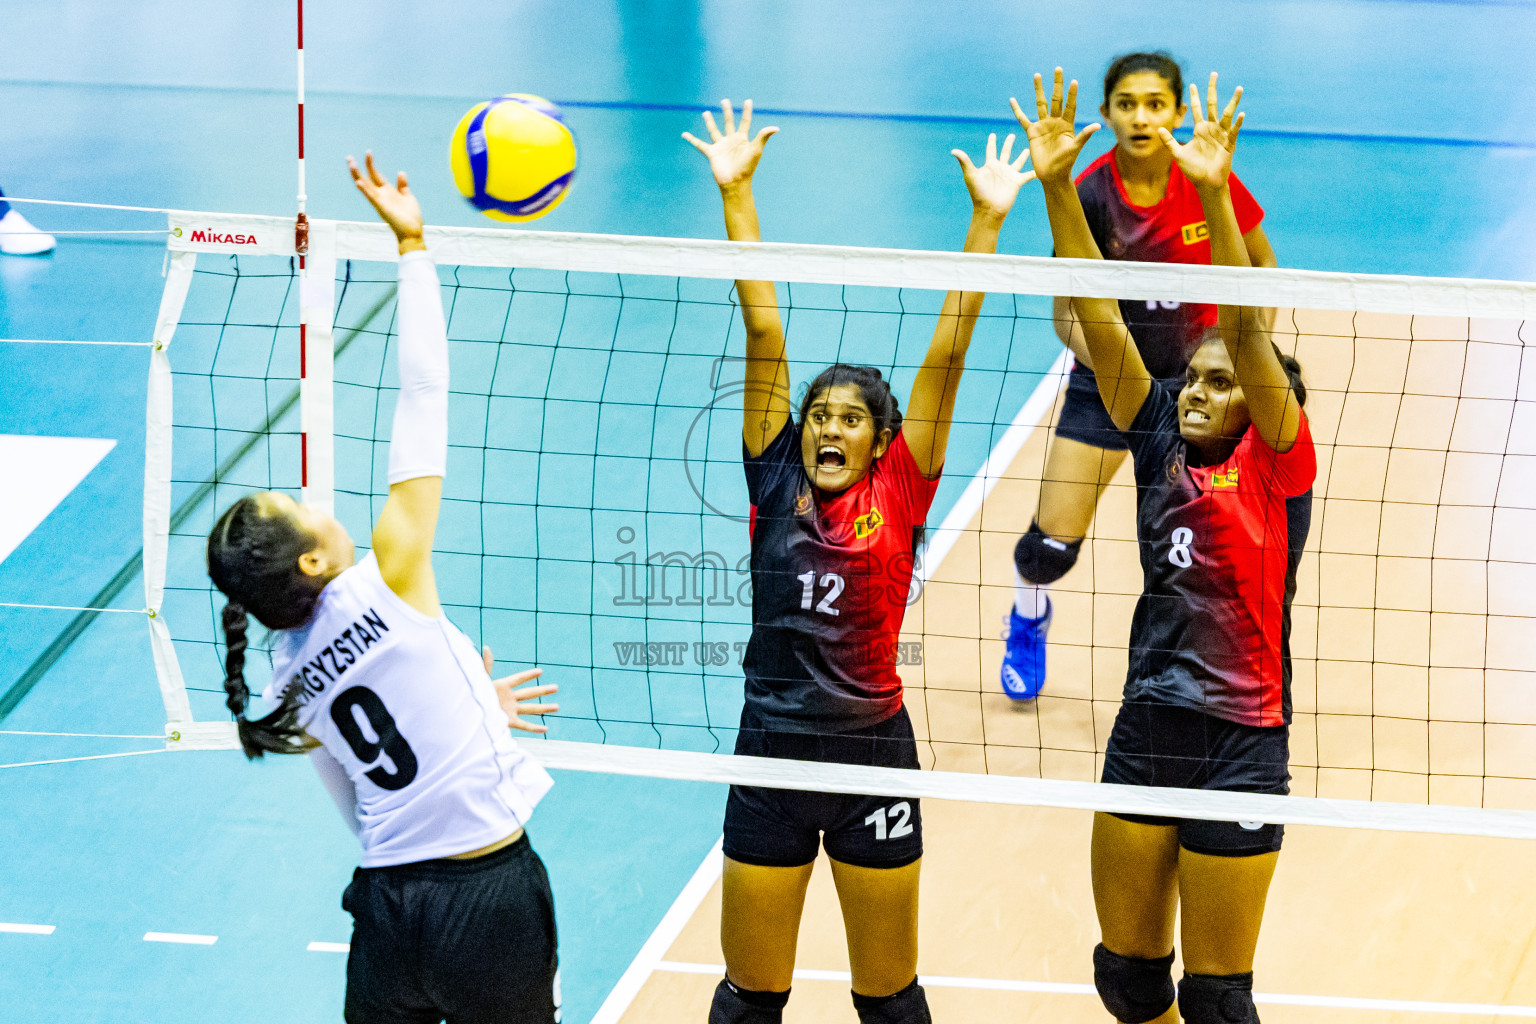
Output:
[208,495,324,759]
[221,601,251,717]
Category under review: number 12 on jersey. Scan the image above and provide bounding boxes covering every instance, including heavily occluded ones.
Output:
[797,571,844,616]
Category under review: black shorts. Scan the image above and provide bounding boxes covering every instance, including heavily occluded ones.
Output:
[342,835,560,1024]
[1054,365,1184,451]
[1101,700,1290,857]
[724,704,923,870]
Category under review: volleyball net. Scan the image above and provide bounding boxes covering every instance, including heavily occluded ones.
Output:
[119,210,1536,837]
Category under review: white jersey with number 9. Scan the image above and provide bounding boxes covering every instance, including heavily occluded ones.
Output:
[264,552,553,867]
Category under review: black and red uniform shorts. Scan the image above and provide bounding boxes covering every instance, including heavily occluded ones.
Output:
[1102,699,1289,856]
[724,702,923,870]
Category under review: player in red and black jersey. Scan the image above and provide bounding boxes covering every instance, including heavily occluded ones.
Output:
[1000,52,1280,703]
[1021,71,1311,1024]
[683,100,1035,1024]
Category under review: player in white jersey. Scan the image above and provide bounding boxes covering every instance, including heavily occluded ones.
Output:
[206,152,563,1024]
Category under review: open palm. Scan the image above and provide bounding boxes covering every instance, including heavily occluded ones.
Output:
[347,152,423,242]
[1011,68,1101,186]
[482,647,558,734]
[1159,73,1244,192]
[682,99,779,188]
[953,133,1034,218]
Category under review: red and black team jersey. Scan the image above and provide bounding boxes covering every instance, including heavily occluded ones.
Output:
[1076,152,1265,379]
[743,421,940,732]
[1123,386,1315,727]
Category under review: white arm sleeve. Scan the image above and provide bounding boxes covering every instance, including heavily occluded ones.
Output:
[387,249,450,485]
[310,747,362,837]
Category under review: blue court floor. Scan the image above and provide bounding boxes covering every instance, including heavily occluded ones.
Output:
[2,3,1534,1022]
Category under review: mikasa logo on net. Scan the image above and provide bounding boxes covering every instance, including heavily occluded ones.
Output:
[172,226,258,245]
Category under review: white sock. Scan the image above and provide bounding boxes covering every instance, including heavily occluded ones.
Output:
[1013,570,1050,620]
[0,208,56,255]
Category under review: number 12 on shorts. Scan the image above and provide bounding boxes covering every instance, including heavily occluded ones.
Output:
[865,801,914,840]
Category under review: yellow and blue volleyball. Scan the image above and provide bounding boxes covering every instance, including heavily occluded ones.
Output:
[450,94,576,222]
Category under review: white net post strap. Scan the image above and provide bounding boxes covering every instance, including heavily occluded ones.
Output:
[300,220,337,515]
[145,249,197,733]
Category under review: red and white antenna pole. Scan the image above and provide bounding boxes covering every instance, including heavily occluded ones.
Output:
[296,0,310,492]
[296,0,307,243]
[294,0,335,515]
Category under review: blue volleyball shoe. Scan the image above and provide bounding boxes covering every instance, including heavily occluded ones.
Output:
[1000,599,1052,701]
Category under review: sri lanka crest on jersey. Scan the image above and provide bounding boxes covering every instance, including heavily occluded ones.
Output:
[854,505,885,539]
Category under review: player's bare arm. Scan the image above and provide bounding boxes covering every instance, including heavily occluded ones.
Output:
[684,99,790,457]
[1162,75,1302,452]
[904,133,1035,479]
[1017,68,1151,432]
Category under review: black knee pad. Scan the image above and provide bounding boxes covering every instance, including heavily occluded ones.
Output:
[1178,971,1258,1024]
[1092,944,1175,1023]
[1013,521,1083,585]
[851,977,931,1024]
[709,979,790,1024]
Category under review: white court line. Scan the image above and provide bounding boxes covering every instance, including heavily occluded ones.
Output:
[0,434,116,566]
[654,962,1536,1017]
[307,941,350,953]
[586,363,1070,1022]
[143,931,217,945]
[0,923,55,935]
[587,839,725,1024]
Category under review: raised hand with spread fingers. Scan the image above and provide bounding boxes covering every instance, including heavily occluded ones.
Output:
[347,152,425,255]
[1158,72,1243,195]
[1010,67,1101,186]
[951,131,1035,220]
[682,98,780,192]
[482,647,559,734]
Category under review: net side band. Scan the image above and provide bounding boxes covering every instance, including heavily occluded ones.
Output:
[164,211,1536,321]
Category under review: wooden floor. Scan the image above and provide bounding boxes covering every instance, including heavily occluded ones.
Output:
[614,310,1536,1022]
[625,801,1536,1022]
